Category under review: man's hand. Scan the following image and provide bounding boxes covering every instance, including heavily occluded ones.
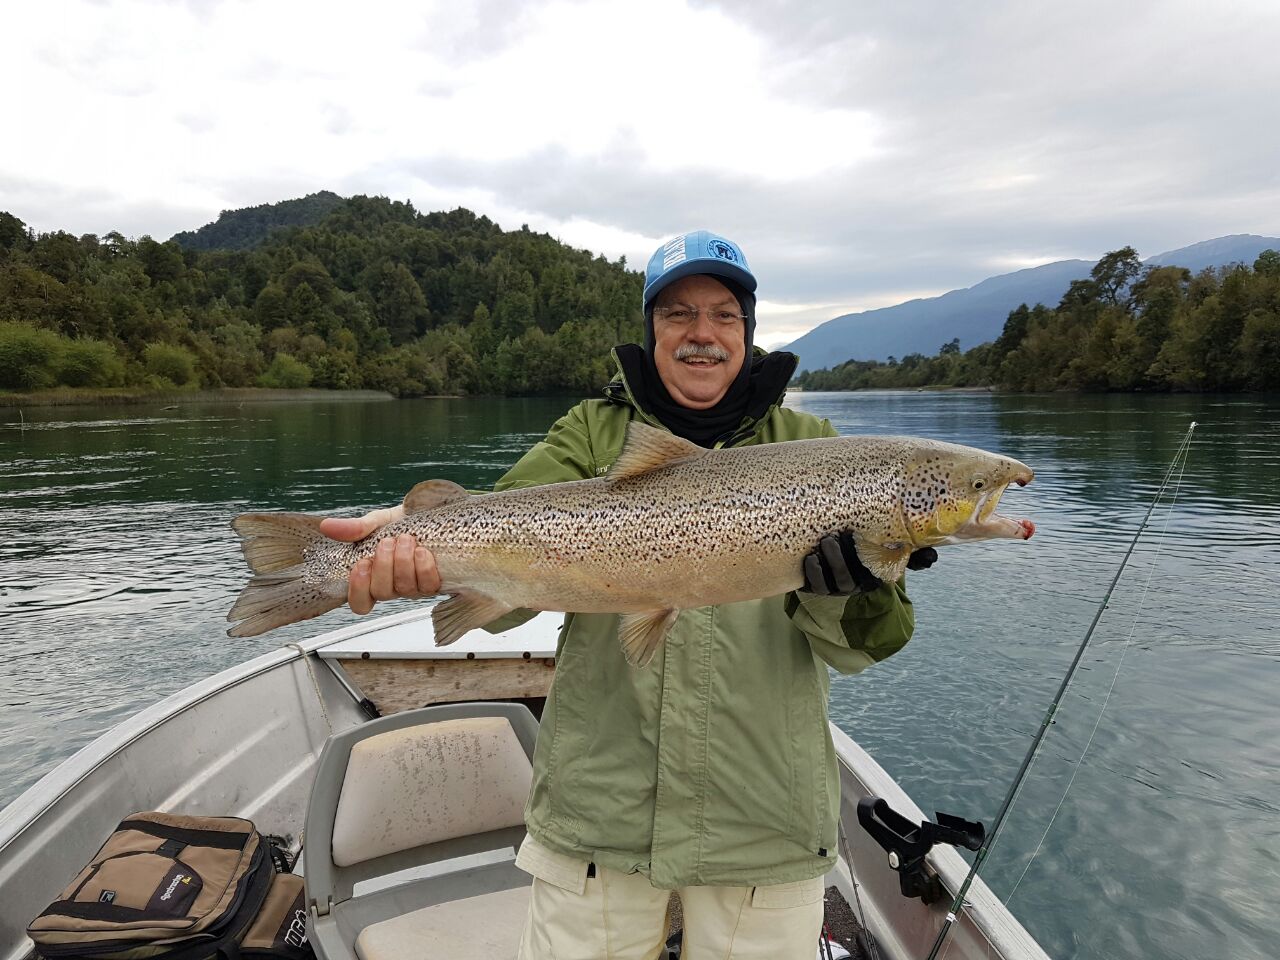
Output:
[802,532,938,596]
[319,507,442,615]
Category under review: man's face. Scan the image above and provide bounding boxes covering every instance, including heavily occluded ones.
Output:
[651,275,747,409]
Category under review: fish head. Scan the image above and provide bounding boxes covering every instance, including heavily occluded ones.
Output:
[901,442,1035,546]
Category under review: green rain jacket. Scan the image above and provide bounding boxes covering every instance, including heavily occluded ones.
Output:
[489,350,915,889]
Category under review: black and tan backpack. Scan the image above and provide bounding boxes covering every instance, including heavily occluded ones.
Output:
[27,811,312,960]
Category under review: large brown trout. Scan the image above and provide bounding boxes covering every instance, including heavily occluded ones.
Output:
[227,422,1035,665]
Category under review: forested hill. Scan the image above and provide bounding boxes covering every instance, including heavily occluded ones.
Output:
[170,191,346,251]
[0,196,643,396]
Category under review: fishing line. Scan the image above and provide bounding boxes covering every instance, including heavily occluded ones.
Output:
[1000,434,1191,908]
[924,421,1198,960]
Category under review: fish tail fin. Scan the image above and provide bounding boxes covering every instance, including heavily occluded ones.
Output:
[232,512,327,573]
[227,513,347,637]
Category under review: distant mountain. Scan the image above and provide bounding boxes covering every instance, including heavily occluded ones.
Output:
[784,234,1280,372]
[1143,234,1279,273]
[171,191,346,251]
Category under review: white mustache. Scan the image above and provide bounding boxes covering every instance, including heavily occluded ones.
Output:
[674,344,729,362]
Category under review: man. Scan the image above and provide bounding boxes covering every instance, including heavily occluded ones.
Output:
[321,231,925,959]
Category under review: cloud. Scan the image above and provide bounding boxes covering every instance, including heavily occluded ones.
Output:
[3,0,1278,344]
[0,174,210,240]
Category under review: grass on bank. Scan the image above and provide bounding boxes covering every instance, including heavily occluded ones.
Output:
[0,386,395,407]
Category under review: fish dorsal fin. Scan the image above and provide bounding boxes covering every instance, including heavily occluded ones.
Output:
[618,609,680,667]
[403,479,469,514]
[605,422,705,483]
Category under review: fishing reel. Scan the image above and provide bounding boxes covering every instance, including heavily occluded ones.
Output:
[856,797,985,904]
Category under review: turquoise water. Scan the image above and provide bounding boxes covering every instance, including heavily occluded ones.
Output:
[1,392,1277,960]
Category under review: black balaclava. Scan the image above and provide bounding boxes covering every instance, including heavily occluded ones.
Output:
[621,276,763,447]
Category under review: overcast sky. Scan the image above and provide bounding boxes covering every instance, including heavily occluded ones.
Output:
[5,0,1279,346]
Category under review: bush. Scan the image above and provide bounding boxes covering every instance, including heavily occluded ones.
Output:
[359,345,445,397]
[58,338,125,387]
[143,342,198,386]
[257,352,313,388]
[0,321,62,389]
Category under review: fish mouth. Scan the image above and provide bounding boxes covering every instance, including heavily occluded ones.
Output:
[936,480,1035,543]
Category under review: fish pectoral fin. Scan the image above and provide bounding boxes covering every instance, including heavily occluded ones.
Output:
[617,609,680,668]
[605,422,705,483]
[855,540,914,585]
[404,479,470,514]
[431,592,514,646]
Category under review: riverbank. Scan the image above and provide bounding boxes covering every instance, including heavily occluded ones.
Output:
[789,384,997,394]
[0,387,396,407]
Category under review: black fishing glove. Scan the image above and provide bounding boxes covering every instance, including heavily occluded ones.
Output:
[802,532,939,596]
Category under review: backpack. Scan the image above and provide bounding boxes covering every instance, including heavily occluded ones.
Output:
[26,811,313,960]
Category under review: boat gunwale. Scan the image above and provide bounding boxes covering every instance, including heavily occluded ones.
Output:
[831,726,1050,960]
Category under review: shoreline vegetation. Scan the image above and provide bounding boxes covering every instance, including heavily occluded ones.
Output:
[0,387,396,408]
[2,194,1276,399]
[3,383,996,408]
[796,247,1280,393]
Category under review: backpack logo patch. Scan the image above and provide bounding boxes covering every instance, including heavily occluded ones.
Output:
[160,874,191,901]
[283,909,308,948]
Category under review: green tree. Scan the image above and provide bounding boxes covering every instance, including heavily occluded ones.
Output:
[253,283,288,329]
[368,261,429,344]
[58,339,125,387]
[1090,246,1143,309]
[1253,249,1280,277]
[992,304,1030,363]
[258,352,314,388]
[0,322,63,389]
[136,237,186,284]
[0,212,31,252]
[143,342,198,386]
[1130,266,1189,381]
[1239,309,1280,390]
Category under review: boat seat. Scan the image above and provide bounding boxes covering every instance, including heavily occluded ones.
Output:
[354,886,531,960]
[303,702,539,960]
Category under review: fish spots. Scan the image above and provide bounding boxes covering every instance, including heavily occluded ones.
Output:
[295,434,1030,613]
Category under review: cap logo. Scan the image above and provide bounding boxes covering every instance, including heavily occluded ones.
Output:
[662,236,686,270]
[707,239,738,263]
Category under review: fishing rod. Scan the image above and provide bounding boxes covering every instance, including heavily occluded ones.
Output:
[923,421,1198,960]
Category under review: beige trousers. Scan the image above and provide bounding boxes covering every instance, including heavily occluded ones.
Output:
[515,837,825,960]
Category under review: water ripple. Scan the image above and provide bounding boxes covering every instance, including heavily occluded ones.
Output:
[2,393,1278,960]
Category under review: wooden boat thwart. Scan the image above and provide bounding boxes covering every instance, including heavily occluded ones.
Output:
[0,609,1049,960]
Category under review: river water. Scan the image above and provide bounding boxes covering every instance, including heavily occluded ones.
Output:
[1,392,1277,960]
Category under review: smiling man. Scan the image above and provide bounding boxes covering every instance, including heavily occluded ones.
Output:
[651,274,747,407]
[322,231,925,959]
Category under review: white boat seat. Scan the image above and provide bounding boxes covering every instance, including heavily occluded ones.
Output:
[303,703,540,960]
[354,886,531,960]
[331,716,532,867]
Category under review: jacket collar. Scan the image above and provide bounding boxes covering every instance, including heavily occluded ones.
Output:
[603,346,798,448]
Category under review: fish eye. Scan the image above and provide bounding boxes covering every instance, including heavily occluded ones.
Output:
[972,478,987,491]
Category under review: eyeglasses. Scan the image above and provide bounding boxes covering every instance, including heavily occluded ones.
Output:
[653,303,747,327]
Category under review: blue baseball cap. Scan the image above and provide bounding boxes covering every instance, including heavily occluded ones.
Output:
[643,230,757,313]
